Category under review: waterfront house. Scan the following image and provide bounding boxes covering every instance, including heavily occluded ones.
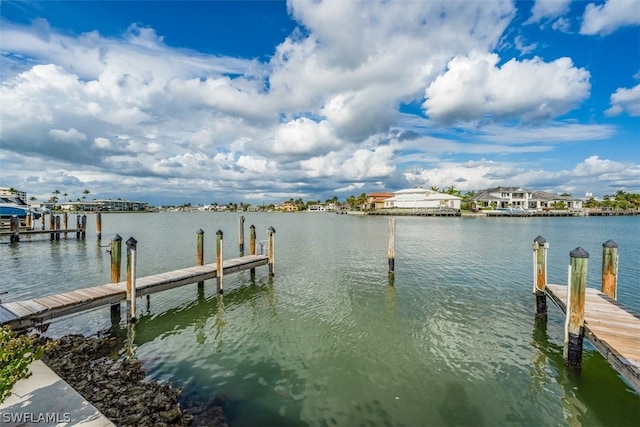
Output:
[0,187,27,201]
[471,187,583,210]
[366,192,394,210]
[56,199,149,212]
[383,188,462,210]
[308,204,327,212]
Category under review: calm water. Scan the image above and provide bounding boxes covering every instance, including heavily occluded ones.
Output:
[2,212,639,426]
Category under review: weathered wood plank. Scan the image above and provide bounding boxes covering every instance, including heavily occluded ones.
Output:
[546,283,640,392]
[0,228,83,236]
[0,306,18,324]
[2,302,40,318]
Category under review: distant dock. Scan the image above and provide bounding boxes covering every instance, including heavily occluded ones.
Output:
[1,218,276,329]
[0,255,268,330]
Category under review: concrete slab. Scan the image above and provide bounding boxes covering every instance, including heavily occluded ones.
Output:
[0,360,115,427]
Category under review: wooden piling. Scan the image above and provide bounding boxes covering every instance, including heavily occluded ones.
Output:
[76,215,81,239]
[55,215,61,240]
[238,215,245,256]
[96,212,102,241]
[249,225,256,276]
[41,212,46,231]
[110,234,123,318]
[49,213,55,240]
[267,226,276,277]
[81,215,87,239]
[126,237,138,322]
[63,212,68,239]
[197,229,204,289]
[565,247,589,372]
[532,235,548,320]
[10,216,19,243]
[216,230,223,293]
[388,218,395,276]
[26,212,32,229]
[601,240,618,300]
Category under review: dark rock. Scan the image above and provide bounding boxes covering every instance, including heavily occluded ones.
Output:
[40,334,203,427]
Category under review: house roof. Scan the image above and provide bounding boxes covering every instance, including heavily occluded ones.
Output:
[394,188,436,195]
[471,188,583,202]
[369,192,394,199]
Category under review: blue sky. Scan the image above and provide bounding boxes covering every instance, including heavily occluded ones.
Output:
[1,0,638,206]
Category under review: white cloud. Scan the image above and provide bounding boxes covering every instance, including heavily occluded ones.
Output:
[580,0,640,36]
[302,146,395,180]
[605,84,640,116]
[48,128,87,143]
[551,17,572,32]
[93,137,111,149]
[514,36,538,55]
[403,156,640,195]
[423,53,590,124]
[271,118,342,159]
[527,0,572,23]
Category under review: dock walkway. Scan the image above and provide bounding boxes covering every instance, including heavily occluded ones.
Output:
[545,284,640,392]
[0,255,268,330]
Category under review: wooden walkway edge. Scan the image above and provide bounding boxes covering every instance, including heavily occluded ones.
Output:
[0,255,268,330]
[545,284,640,392]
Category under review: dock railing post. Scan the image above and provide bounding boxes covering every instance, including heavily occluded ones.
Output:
[197,229,205,290]
[532,235,548,320]
[126,237,137,323]
[96,212,102,242]
[238,215,245,256]
[50,213,55,240]
[10,216,19,243]
[63,212,68,239]
[601,240,618,300]
[388,218,395,276]
[110,234,123,319]
[216,230,223,294]
[267,226,276,277]
[55,215,61,241]
[565,247,589,372]
[249,225,256,277]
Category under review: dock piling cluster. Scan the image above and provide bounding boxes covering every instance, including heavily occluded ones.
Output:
[531,236,638,391]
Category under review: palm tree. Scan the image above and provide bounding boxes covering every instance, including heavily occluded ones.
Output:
[445,185,461,197]
[430,185,439,192]
[462,191,476,211]
[346,195,357,210]
[82,189,90,200]
[357,192,369,210]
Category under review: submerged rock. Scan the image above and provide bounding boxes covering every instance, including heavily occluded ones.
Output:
[39,334,226,427]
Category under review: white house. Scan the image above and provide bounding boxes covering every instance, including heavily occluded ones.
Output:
[383,188,461,210]
[471,187,583,210]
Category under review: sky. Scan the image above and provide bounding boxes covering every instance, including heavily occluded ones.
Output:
[0,0,639,206]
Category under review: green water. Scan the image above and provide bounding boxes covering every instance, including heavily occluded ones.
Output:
[2,212,639,426]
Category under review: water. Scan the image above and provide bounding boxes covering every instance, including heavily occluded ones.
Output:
[1,212,639,426]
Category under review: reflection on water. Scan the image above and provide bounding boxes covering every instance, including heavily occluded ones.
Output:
[1,213,639,426]
[439,383,485,427]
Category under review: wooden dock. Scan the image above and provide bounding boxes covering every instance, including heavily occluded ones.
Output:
[0,228,84,236]
[545,284,640,392]
[0,255,268,330]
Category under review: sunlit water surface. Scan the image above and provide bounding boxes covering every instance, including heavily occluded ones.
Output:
[1,212,639,426]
